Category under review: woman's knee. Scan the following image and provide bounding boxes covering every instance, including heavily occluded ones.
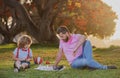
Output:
[71,59,87,68]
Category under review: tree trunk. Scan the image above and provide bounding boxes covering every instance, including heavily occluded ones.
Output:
[2,0,64,43]
[39,23,57,42]
[3,0,41,42]
[2,34,14,43]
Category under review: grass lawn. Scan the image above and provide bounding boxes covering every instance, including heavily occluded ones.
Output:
[0,44,120,78]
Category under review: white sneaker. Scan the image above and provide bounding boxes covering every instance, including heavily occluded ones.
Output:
[14,68,18,72]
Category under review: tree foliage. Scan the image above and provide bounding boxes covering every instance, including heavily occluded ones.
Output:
[55,0,117,39]
[80,0,117,38]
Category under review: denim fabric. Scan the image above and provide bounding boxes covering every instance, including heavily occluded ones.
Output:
[71,40,107,69]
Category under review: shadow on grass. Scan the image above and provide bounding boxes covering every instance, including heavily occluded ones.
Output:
[0,43,59,53]
[0,48,15,54]
[0,43,16,53]
[31,43,59,49]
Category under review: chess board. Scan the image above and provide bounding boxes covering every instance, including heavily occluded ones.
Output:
[34,65,65,71]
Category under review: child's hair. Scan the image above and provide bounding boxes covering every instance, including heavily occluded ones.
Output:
[17,35,32,48]
[56,26,70,34]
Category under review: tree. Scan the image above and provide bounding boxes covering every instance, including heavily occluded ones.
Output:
[0,0,117,44]
[54,0,117,39]
[2,0,42,43]
[0,0,25,43]
[79,0,117,38]
[0,0,67,43]
[30,0,67,42]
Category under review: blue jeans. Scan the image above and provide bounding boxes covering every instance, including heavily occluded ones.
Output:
[71,40,107,69]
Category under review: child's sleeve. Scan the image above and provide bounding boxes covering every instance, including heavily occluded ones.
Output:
[13,48,17,56]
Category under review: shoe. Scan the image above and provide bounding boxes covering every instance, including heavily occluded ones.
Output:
[14,68,19,72]
[107,65,117,69]
[87,66,97,71]
[53,65,64,71]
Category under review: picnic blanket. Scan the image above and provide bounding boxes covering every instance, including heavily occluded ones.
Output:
[34,65,65,71]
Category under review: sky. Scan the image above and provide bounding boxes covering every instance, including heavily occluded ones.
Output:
[102,0,120,40]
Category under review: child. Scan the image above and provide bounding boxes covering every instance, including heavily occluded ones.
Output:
[13,35,33,72]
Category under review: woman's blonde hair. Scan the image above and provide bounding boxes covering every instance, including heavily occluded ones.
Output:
[17,35,32,48]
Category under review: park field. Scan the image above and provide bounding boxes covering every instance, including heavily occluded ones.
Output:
[0,43,120,78]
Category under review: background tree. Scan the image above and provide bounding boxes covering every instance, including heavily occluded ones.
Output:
[0,0,117,44]
[54,0,117,39]
[29,0,67,42]
[0,0,25,43]
[0,0,67,43]
[79,0,117,38]
[0,0,38,43]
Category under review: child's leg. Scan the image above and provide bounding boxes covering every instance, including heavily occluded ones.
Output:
[14,61,21,69]
[14,61,21,72]
[21,61,30,69]
[21,63,28,69]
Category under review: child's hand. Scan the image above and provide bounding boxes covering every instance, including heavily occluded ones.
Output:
[26,58,31,61]
[18,58,26,61]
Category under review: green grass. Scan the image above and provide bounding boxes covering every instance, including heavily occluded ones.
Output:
[0,44,120,78]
